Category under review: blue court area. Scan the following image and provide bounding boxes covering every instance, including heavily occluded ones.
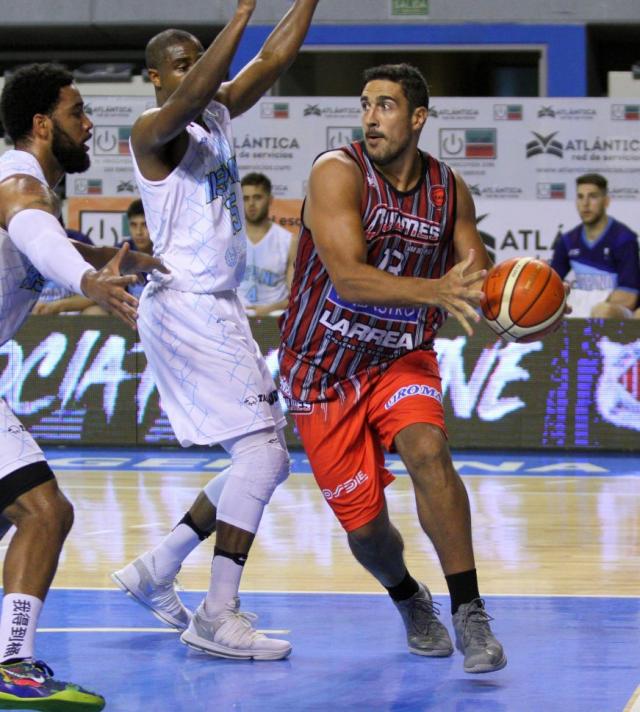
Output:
[31,589,640,712]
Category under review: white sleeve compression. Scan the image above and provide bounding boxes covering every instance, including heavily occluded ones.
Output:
[7,209,96,296]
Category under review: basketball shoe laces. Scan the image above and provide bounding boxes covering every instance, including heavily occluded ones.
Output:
[458,599,495,643]
[216,607,265,647]
[407,596,442,631]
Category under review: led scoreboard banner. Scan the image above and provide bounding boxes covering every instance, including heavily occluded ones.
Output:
[1,317,638,450]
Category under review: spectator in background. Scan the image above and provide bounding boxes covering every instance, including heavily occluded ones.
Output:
[239,172,298,317]
[120,199,152,299]
[550,173,640,318]
[32,224,106,316]
[124,198,152,255]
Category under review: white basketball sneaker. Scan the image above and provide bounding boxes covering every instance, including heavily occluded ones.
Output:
[180,599,292,661]
[111,552,192,631]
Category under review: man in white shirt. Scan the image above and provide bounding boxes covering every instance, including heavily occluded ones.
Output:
[239,172,298,316]
[111,0,319,661]
[0,62,165,710]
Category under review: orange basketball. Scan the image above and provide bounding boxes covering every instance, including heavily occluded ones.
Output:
[481,257,566,342]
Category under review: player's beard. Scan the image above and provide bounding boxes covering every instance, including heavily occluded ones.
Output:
[51,120,90,174]
[246,204,270,226]
[580,209,605,227]
[367,132,412,167]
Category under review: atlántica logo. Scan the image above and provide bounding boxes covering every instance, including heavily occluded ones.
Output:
[526,132,563,158]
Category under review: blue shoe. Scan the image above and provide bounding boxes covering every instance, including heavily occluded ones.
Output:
[0,659,105,711]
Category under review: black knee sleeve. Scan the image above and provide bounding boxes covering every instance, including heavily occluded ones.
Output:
[178,512,212,541]
[0,461,55,513]
[214,546,248,566]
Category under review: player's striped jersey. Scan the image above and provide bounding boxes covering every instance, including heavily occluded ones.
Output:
[131,100,247,294]
[279,142,456,402]
[0,150,47,347]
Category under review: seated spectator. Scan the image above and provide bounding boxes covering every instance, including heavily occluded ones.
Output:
[550,173,640,319]
[238,172,298,317]
[119,199,152,299]
[124,199,152,255]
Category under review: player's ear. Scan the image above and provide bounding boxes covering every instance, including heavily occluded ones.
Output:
[412,107,427,131]
[147,68,161,89]
[32,113,52,141]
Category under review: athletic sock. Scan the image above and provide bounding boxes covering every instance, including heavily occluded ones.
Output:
[384,570,420,602]
[146,519,203,580]
[445,569,480,614]
[203,547,247,618]
[0,594,43,663]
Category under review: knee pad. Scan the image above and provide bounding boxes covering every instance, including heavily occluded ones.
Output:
[216,429,290,533]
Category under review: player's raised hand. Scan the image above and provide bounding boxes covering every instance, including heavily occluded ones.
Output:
[237,0,256,12]
[435,249,486,336]
[120,248,170,282]
[81,243,139,329]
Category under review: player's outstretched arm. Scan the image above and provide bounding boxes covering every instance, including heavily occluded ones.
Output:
[307,152,485,335]
[132,1,255,154]
[1,176,138,328]
[70,240,169,278]
[217,0,320,118]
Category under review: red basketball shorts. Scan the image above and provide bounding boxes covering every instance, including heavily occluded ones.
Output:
[293,350,446,532]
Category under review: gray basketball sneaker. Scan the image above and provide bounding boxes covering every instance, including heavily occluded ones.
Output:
[393,582,454,656]
[452,598,507,673]
[111,552,192,631]
[180,599,292,661]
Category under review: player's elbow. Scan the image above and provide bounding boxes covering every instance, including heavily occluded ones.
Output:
[332,275,362,304]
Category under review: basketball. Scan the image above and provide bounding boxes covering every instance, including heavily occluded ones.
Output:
[481,257,566,342]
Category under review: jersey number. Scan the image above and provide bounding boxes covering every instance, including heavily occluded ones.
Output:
[378,248,406,276]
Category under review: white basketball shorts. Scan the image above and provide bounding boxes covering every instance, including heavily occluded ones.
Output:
[138,285,286,447]
[0,398,52,512]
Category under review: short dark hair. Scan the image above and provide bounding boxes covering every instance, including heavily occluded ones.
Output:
[145,29,199,69]
[241,172,272,194]
[0,63,74,143]
[126,199,145,219]
[362,63,429,111]
[576,173,607,193]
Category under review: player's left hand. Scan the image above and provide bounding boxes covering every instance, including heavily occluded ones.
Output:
[120,249,170,279]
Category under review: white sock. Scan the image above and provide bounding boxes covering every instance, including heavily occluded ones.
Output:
[203,554,244,618]
[147,523,201,580]
[0,593,43,663]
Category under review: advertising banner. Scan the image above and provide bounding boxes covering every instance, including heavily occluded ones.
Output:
[2,317,638,450]
[62,96,639,248]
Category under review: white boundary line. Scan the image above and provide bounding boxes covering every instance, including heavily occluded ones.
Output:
[37,627,288,634]
[50,586,640,599]
[624,685,640,712]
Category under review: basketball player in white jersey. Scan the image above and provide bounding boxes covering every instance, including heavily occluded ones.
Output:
[0,63,166,710]
[111,0,319,660]
[239,172,298,316]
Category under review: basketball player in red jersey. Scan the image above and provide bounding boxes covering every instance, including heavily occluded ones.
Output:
[279,63,505,673]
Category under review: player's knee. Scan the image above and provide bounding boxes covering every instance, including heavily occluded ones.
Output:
[348,511,394,549]
[402,426,449,476]
[248,441,290,503]
[57,494,74,537]
[230,430,290,504]
[15,491,73,543]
